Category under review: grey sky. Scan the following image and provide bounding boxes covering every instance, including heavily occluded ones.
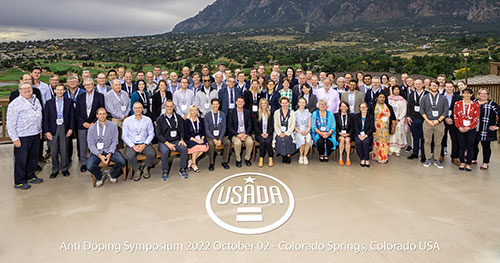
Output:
[0,0,214,42]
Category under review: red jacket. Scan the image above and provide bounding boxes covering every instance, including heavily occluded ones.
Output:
[453,100,480,130]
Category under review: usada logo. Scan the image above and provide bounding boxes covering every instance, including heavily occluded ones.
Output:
[206,172,295,235]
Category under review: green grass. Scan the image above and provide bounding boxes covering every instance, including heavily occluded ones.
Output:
[0,68,25,82]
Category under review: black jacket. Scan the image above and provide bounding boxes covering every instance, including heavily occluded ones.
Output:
[155,113,184,143]
[243,90,263,118]
[353,113,375,138]
[227,108,253,139]
[252,113,274,136]
[334,112,355,138]
[75,91,105,130]
[151,91,173,122]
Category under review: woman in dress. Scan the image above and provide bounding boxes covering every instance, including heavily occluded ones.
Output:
[184,105,209,173]
[151,80,173,122]
[388,86,408,157]
[473,88,500,170]
[273,96,296,163]
[454,88,480,172]
[353,102,375,167]
[294,97,312,165]
[253,98,274,167]
[369,93,396,164]
[130,80,151,117]
[311,99,338,162]
[334,101,354,166]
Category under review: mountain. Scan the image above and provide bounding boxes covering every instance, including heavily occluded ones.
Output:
[172,0,500,32]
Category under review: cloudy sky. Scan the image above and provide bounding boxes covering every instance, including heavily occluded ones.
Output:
[0,0,215,42]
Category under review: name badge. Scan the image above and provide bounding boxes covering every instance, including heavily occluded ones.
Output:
[213,129,220,137]
[195,135,201,140]
[135,135,141,143]
[414,106,420,112]
[181,104,188,112]
[448,110,452,117]
[299,125,305,131]
[252,105,258,112]
[349,105,354,112]
[143,109,147,114]
[360,131,366,136]
[229,103,235,109]
[204,103,210,109]
[432,110,439,117]
[162,109,166,114]
[170,130,177,137]
[320,127,327,132]
[281,126,287,133]
[121,105,127,111]
[97,142,104,150]
[381,116,388,122]
[463,120,470,126]
[34,111,41,117]
[86,109,91,116]
[56,118,64,125]
[341,130,347,134]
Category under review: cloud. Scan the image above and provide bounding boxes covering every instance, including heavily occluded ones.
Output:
[0,0,215,41]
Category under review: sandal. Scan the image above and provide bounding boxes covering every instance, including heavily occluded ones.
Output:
[187,160,193,171]
[192,165,201,173]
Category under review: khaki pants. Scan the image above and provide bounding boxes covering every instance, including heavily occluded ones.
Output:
[423,121,444,160]
[207,136,231,164]
[111,118,124,149]
[231,135,254,162]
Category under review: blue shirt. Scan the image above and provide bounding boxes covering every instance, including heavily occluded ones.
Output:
[56,97,64,119]
[122,115,155,147]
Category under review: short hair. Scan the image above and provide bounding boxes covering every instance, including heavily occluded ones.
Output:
[107,69,117,76]
[82,70,90,74]
[462,87,473,94]
[336,77,345,82]
[445,81,454,86]
[18,81,32,90]
[364,74,372,79]
[67,75,79,82]
[192,72,201,78]
[266,79,275,86]
[391,85,401,94]
[282,78,291,84]
[31,67,42,73]
[344,72,353,78]
[133,101,144,108]
[349,79,357,84]
[188,105,199,117]
[339,101,350,110]
[112,79,121,85]
[317,99,328,108]
[211,98,220,104]
[55,84,65,89]
[279,96,290,103]
[96,107,107,114]
[158,79,167,87]
[180,77,189,82]
[437,74,446,79]
[83,78,94,85]
[236,96,245,102]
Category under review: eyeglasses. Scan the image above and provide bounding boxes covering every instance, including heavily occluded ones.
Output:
[203,80,211,82]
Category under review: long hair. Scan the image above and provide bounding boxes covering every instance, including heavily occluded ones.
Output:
[258,98,271,122]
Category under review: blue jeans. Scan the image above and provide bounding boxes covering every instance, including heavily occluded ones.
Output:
[87,151,126,180]
[410,117,425,157]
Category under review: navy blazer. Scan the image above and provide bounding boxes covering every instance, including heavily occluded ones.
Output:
[121,82,136,96]
[227,108,253,139]
[353,113,375,137]
[218,86,242,115]
[75,91,105,130]
[43,97,75,135]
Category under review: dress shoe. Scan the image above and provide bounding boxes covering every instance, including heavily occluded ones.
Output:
[80,165,87,172]
[209,164,215,171]
[439,156,444,163]
[420,157,426,163]
[221,162,230,169]
[62,171,70,177]
[245,160,252,166]
[407,154,418,159]
[236,161,242,168]
[452,158,460,166]
[50,172,58,179]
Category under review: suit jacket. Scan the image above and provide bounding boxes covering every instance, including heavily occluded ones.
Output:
[364,88,388,106]
[341,90,365,114]
[151,90,173,122]
[334,112,355,138]
[210,82,227,92]
[75,91,105,130]
[121,82,136,96]
[253,113,274,136]
[43,97,75,135]
[227,108,253,139]
[295,94,318,113]
[218,86,242,115]
[243,90,263,118]
[353,113,375,137]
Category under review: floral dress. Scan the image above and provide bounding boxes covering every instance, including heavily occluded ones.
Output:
[372,103,391,162]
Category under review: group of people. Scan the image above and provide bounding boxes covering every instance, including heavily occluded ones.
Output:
[6,64,499,190]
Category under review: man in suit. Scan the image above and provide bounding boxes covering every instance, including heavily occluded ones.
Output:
[218,77,242,115]
[236,72,250,92]
[121,71,136,97]
[364,77,386,106]
[210,72,227,92]
[227,96,254,167]
[9,74,43,105]
[341,79,365,114]
[292,73,307,98]
[43,84,74,178]
[441,81,462,165]
[75,78,105,172]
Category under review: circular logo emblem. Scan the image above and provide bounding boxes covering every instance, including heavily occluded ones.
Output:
[206,172,295,235]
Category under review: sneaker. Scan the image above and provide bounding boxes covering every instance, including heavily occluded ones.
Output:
[95,179,104,188]
[407,154,418,159]
[303,156,309,165]
[106,171,117,184]
[14,183,31,190]
[27,177,43,184]
[179,169,189,179]
[423,159,432,167]
[161,171,169,181]
[298,156,304,164]
[405,146,412,153]
[434,160,444,169]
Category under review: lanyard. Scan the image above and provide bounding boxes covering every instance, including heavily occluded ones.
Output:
[134,117,143,135]
[462,101,472,118]
[160,91,167,105]
[414,91,423,104]
[113,90,124,105]
[212,111,219,127]
[280,109,290,127]
[139,91,147,104]
[125,83,132,94]
[341,114,348,129]
[376,103,387,116]
[164,114,177,129]
[67,88,80,100]
[190,118,200,133]
[253,91,257,102]
[24,96,38,111]
[429,93,439,107]
[97,123,106,137]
